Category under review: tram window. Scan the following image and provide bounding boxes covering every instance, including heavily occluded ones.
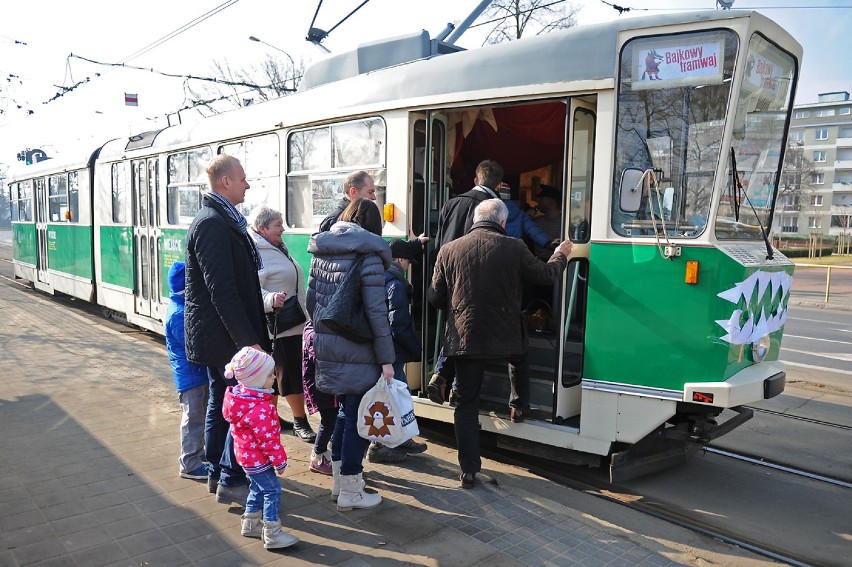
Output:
[611,30,738,238]
[68,172,80,223]
[48,174,69,222]
[18,180,33,222]
[111,163,129,224]
[166,149,210,225]
[9,185,17,222]
[333,119,385,168]
[220,134,279,215]
[286,118,387,229]
[569,109,595,242]
[288,128,331,171]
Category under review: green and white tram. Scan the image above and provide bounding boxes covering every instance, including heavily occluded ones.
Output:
[8,10,800,478]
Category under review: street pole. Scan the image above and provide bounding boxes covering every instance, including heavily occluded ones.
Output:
[248,36,296,92]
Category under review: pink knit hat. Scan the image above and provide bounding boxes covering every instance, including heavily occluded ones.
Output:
[225,347,275,390]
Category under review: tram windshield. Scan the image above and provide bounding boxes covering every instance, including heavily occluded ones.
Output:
[612,29,738,237]
[716,34,796,240]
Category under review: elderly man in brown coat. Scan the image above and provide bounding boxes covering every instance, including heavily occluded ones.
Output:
[428,198,572,488]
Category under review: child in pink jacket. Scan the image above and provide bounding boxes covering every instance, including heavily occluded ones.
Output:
[223,347,298,550]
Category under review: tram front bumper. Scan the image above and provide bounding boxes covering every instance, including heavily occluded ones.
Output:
[682,360,785,408]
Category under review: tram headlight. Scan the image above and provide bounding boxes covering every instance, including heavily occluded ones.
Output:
[752,335,771,363]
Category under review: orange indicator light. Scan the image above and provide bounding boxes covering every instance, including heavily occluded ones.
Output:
[383,203,395,222]
[685,260,699,284]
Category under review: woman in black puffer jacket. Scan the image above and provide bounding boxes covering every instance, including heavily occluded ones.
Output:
[306,198,394,511]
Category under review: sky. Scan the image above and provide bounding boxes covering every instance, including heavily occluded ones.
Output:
[1,0,851,168]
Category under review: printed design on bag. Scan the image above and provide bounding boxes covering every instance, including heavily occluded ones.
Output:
[363,401,396,438]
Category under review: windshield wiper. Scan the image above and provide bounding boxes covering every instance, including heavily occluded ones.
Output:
[730,147,774,260]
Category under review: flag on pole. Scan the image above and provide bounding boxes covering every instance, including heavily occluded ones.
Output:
[125,93,138,106]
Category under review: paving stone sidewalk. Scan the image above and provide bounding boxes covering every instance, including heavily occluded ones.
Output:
[0,278,763,566]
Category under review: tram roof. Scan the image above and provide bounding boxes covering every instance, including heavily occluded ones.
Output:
[107,9,798,158]
[301,9,796,100]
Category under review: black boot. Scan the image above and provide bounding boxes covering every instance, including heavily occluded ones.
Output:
[278,416,294,431]
[293,417,317,443]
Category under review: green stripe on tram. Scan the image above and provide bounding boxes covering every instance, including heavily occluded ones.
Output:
[99,225,134,289]
[46,224,93,279]
[13,224,37,265]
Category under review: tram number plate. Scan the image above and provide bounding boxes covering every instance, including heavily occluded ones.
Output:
[692,392,714,403]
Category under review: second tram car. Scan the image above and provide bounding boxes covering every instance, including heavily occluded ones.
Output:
[8,10,801,479]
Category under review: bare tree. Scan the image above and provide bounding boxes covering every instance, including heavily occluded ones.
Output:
[185,53,305,116]
[482,0,579,44]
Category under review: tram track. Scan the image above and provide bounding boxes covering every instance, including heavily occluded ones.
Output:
[744,404,852,431]
[701,446,852,490]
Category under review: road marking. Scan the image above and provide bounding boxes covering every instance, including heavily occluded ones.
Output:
[787,316,851,327]
[781,360,852,376]
[783,334,852,346]
[781,347,852,362]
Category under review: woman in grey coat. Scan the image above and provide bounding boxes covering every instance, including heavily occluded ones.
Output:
[306,198,395,511]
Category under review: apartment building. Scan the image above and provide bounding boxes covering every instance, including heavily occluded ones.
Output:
[775,91,852,237]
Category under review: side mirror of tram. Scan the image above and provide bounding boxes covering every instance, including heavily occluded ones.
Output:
[619,168,645,212]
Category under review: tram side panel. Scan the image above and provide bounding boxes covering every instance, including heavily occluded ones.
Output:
[93,159,136,316]
[43,169,96,302]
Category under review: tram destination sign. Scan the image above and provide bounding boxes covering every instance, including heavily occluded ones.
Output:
[632,35,724,91]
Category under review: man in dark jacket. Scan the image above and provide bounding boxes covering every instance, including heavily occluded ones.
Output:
[427,160,503,405]
[185,154,271,506]
[318,170,377,232]
[428,199,572,488]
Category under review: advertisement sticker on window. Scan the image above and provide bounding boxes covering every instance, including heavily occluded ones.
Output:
[632,37,724,90]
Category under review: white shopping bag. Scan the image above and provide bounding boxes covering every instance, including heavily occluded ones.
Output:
[357,376,419,447]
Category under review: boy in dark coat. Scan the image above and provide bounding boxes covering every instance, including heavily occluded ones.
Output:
[367,239,429,464]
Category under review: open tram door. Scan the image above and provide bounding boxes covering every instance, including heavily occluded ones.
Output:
[131,157,161,320]
[553,98,595,424]
[33,177,52,293]
[411,112,449,393]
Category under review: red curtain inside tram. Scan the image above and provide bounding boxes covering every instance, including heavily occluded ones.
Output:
[450,101,566,184]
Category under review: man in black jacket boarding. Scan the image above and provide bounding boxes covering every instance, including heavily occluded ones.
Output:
[428,198,572,488]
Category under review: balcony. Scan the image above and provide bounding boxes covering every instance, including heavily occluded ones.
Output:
[837,136,852,148]
[781,226,799,233]
[834,160,852,169]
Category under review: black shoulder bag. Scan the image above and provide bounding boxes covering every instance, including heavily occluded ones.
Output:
[319,254,373,343]
[266,254,307,337]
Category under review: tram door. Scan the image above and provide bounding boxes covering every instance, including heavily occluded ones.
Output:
[412,112,448,390]
[132,158,160,318]
[554,99,596,422]
[34,178,49,284]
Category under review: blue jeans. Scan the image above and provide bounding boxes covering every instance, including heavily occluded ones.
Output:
[205,366,246,487]
[330,393,368,476]
[178,383,208,473]
[246,468,281,522]
[434,347,456,380]
[392,362,408,387]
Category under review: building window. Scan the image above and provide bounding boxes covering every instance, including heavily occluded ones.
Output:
[813,150,826,162]
[813,172,825,184]
[811,195,823,206]
[815,128,828,140]
[781,216,797,233]
[808,216,821,229]
[816,109,835,117]
[841,108,851,115]
[794,110,809,119]
[789,131,804,142]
